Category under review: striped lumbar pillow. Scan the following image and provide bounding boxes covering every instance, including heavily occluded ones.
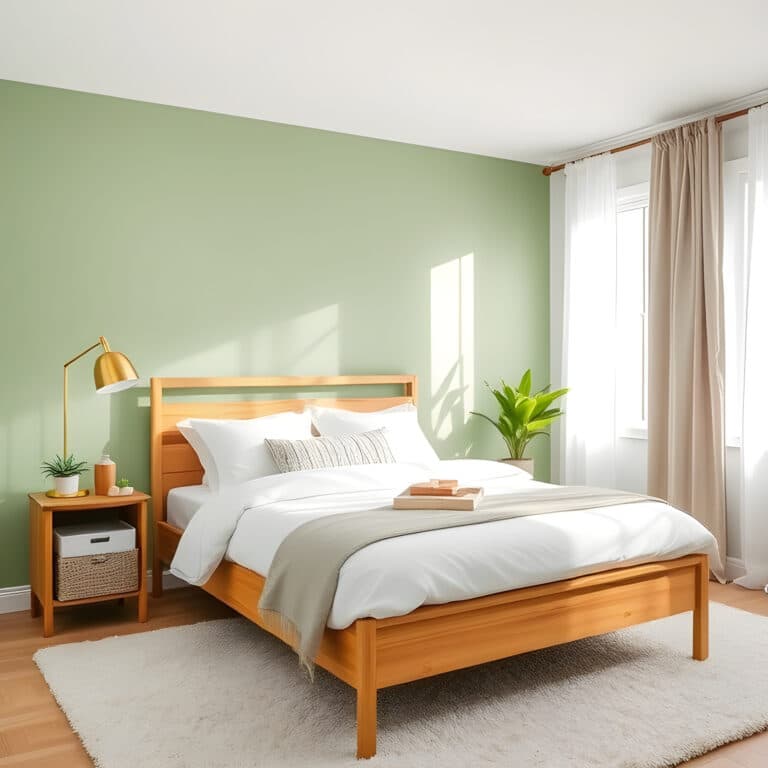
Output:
[265,429,395,473]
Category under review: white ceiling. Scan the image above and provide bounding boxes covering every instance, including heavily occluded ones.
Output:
[2,0,768,165]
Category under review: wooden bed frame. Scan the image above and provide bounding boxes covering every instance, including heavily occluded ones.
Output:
[150,374,709,760]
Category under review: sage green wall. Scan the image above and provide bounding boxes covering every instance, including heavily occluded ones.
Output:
[0,79,549,589]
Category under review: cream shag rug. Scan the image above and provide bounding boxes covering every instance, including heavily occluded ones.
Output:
[34,602,768,768]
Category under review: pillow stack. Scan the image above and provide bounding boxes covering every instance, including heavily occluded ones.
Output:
[178,402,438,487]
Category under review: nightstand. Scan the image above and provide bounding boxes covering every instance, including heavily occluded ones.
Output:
[28,491,150,637]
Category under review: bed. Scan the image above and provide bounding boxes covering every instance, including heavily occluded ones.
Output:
[151,375,712,759]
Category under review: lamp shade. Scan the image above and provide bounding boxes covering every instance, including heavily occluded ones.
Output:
[94,350,139,394]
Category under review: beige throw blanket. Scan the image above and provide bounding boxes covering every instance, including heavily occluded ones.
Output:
[258,485,653,673]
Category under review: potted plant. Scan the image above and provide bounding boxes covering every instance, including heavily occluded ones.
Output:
[470,370,568,475]
[117,477,134,496]
[40,454,90,497]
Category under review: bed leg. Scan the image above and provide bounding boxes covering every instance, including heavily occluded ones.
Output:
[355,618,377,759]
[693,555,709,661]
[152,550,164,598]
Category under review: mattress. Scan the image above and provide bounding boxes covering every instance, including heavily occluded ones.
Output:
[167,485,211,529]
[171,460,720,630]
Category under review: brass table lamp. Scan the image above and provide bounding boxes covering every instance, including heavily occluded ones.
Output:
[48,335,139,498]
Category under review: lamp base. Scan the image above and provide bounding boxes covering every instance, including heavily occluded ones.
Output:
[45,489,90,498]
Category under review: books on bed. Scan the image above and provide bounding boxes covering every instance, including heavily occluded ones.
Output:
[408,479,459,496]
[394,484,484,510]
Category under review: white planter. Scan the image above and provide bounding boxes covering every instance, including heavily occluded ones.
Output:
[118,486,134,496]
[53,475,80,496]
[498,458,534,477]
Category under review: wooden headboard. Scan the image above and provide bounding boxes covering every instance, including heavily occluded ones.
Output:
[149,375,418,523]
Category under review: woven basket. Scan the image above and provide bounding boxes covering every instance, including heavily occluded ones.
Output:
[55,549,139,602]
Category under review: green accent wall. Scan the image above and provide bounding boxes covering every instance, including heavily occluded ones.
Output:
[0,80,549,589]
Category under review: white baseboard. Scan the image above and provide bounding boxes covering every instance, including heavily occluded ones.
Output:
[0,570,186,616]
[0,585,31,615]
[726,556,746,581]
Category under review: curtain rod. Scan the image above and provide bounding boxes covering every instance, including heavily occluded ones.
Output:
[541,107,753,177]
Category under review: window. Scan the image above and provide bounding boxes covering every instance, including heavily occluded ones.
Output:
[723,158,748,445]
[615,183,649,435]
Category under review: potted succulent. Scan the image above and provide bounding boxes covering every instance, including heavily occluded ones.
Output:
[470,370,568,475]
[40,454,90,496]
[117,477,134,496]
[107,477,134,496]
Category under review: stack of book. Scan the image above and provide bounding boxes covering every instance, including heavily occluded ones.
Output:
[393,479,484,510]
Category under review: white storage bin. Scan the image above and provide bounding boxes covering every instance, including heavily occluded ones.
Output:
[53,520,136,557]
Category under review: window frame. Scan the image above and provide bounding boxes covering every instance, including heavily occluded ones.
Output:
[615,182,650,440]
[722,156,748,449]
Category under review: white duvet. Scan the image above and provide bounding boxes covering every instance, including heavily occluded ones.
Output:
[171,460,719,630]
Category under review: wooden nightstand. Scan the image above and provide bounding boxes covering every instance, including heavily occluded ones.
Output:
[28,491,150,637]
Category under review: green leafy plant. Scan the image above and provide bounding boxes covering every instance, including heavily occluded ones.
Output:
[470,370,568,459]
[40,454,90,478]
[117,477,131,488]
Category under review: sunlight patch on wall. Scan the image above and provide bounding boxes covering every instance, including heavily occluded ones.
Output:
[430,254,475,448]
[149,304,339,378]
[152,338,245,378]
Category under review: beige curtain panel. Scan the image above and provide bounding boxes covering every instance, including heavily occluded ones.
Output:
[648,117,726,581]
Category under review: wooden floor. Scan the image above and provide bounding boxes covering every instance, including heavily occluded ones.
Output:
[0,583,766,767]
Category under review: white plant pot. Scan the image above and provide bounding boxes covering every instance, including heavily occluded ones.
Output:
[53,475,80,496]
[118,486,134,496]
[498,458,534,477]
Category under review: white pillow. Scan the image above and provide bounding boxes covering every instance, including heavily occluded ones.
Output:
[181,411,313,489]
[309,403,439,466]
[177,419,219,489]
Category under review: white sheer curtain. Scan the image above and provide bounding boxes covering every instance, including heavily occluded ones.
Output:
[562,153,617,486]
[735,104,768,590]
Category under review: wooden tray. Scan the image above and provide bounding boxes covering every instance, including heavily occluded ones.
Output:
[393,487,484,511]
